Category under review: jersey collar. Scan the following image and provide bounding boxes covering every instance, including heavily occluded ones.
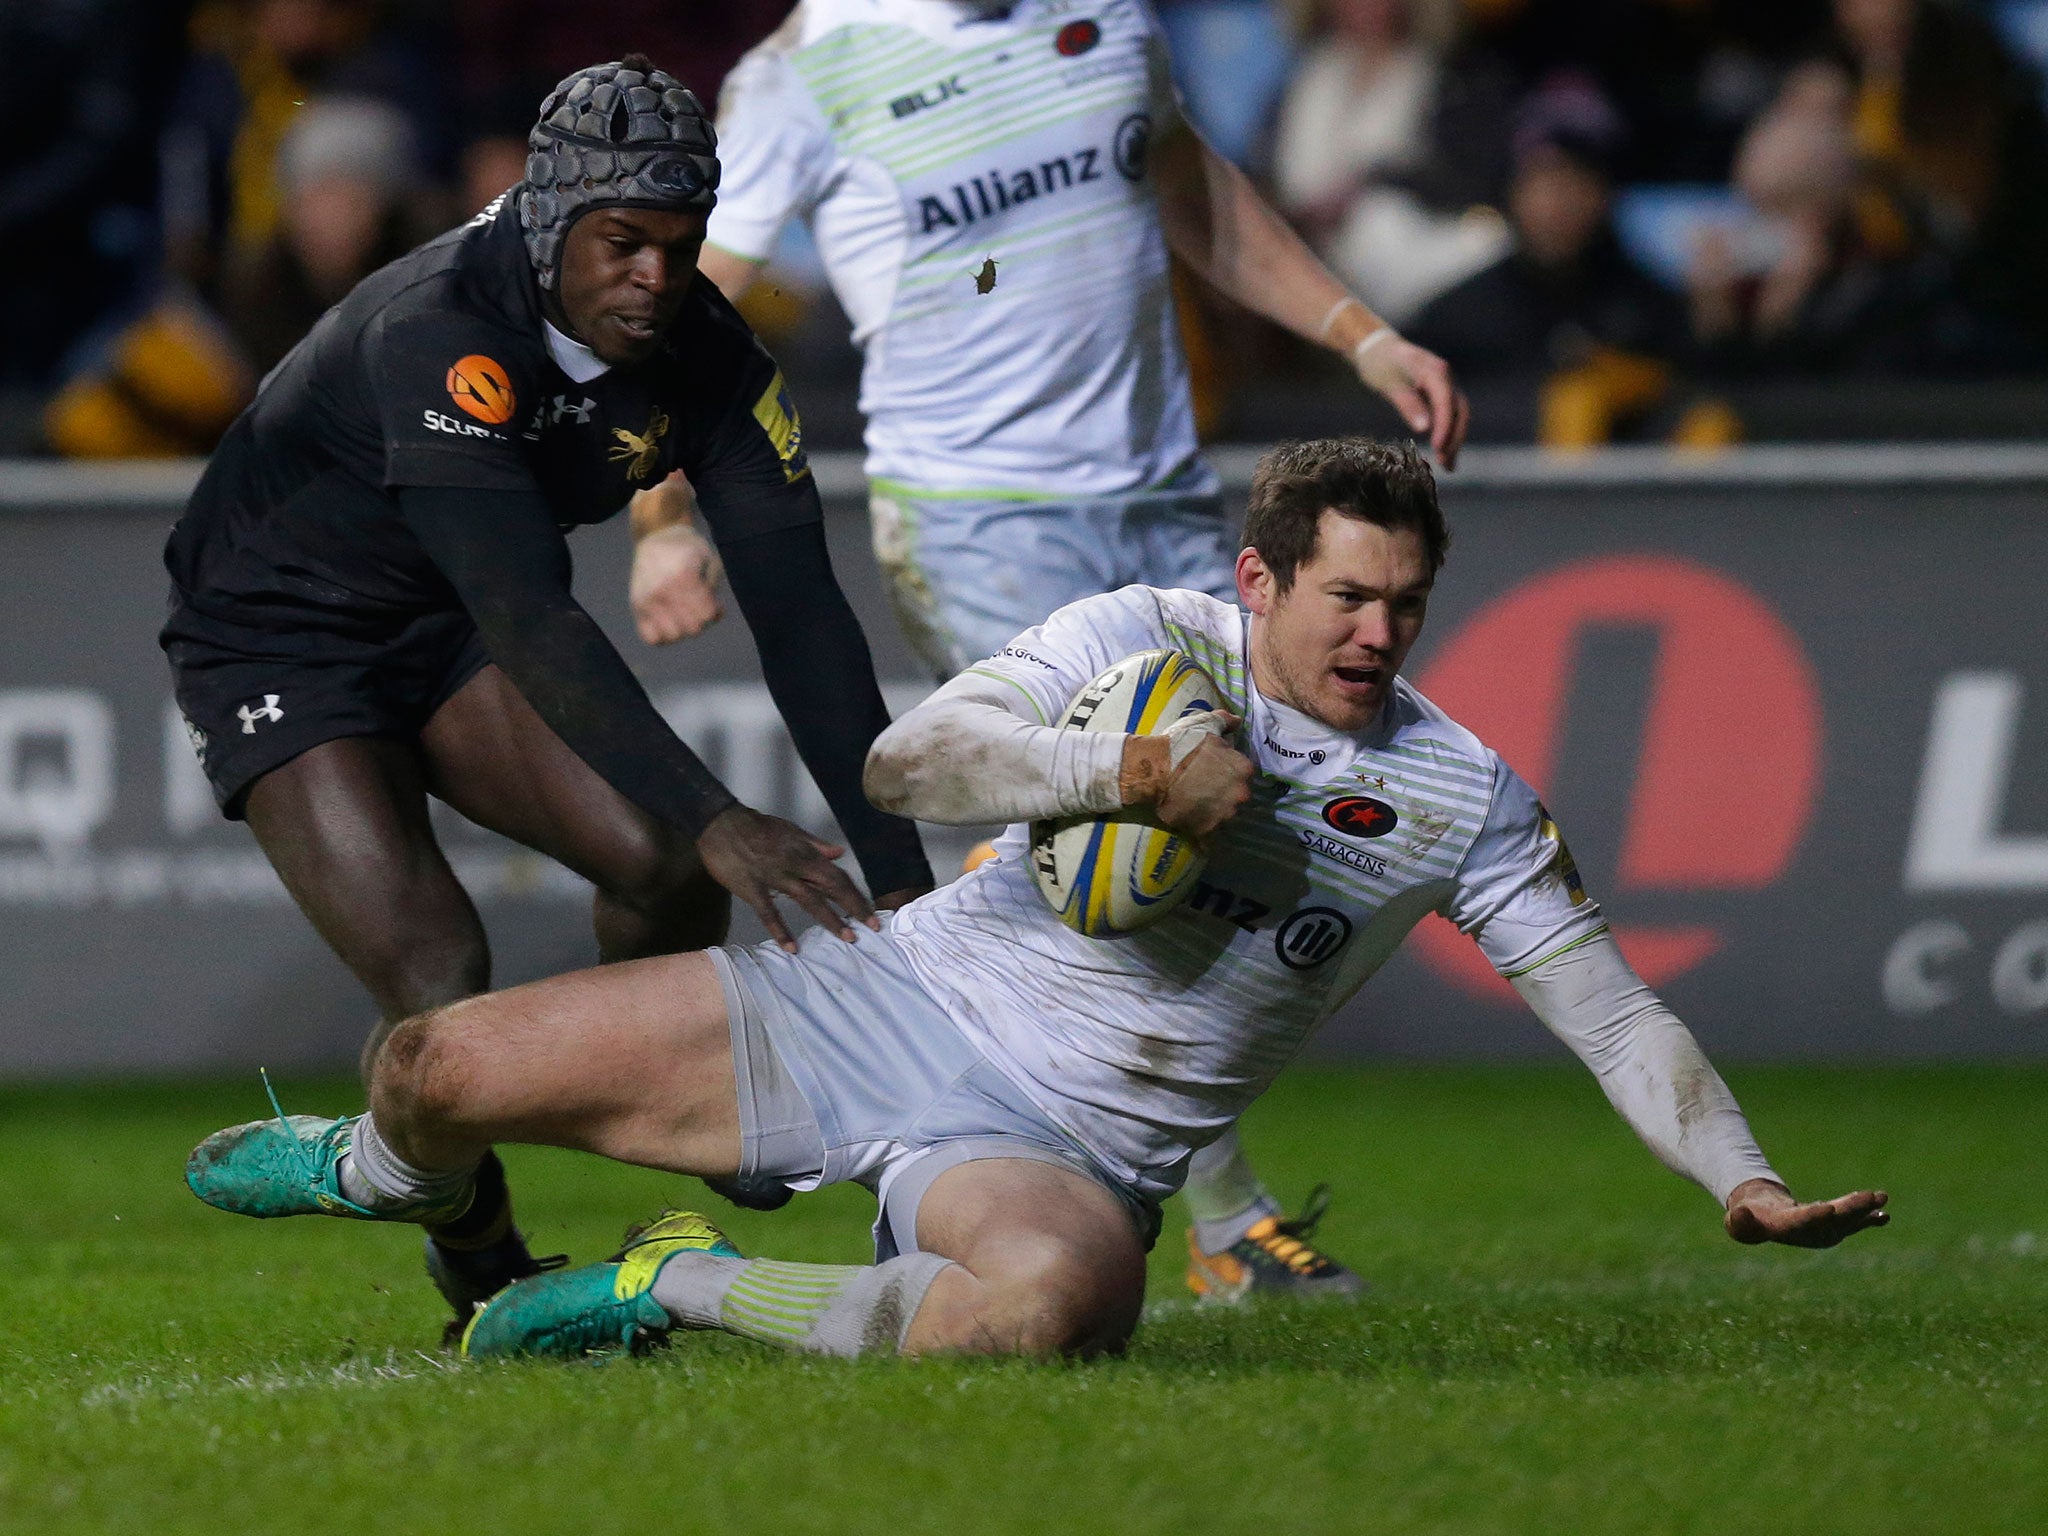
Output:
[544,320,611,383]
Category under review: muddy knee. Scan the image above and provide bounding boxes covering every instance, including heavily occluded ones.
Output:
[368,1009,471,1130]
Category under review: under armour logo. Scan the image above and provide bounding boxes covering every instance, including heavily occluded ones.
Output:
[237,695,284,734]
[551,394,595,424]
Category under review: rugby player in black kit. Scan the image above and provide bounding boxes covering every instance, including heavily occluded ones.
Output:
[161,57,932,1332]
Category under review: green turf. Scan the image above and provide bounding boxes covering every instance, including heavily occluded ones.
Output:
[0,1064,2040,1535]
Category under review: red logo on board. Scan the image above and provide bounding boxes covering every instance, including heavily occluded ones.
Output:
[1407,554,1822,999]
[1323,796,1399,839]
[1055,19,1101,56]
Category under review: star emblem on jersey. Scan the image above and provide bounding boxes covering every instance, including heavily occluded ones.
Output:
[609,408,670,482]
[1322,795,1398,839]
[237,695,283,734]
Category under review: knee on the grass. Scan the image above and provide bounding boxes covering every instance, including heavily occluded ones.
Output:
[971,1233,1142,1358]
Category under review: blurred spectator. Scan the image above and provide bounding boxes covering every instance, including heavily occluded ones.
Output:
[455,78,555,218]
[44,1,448,459]
[1408,79,1684,373]
[1269,0,1514,323]
[1155,0,1300,166]
[454,1,791,127]
[0,0,193,414]
[162,0,447,293]
[1465,0,1830,183]
[1686,54,2036,375]
[217,95,433,374]
[1828,0,2048,356]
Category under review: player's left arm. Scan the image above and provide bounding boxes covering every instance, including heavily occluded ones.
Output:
[1150,117,1470,468]
[1452,762,1888,1247]
[680,325,933,907]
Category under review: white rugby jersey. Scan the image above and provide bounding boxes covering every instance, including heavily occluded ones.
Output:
[887,586,1609,1197]
[708,0,1213,499]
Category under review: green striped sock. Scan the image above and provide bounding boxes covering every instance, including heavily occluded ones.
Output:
[653,1252,956,1357]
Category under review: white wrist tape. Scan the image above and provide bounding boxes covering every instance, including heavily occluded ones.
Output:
[1350,326,1397,365]
[1315,295,1365,342]
[1160,709,1233,770]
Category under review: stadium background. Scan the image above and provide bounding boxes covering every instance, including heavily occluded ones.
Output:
[2,0,2044,1076]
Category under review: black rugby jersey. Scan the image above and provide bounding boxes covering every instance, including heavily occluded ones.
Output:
[163,194,928,893]
[167,195,812,619]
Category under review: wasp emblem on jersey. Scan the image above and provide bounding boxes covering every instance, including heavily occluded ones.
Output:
[446,355,516,425]
[610,408,671,482]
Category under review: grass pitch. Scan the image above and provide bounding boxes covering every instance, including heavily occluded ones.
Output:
[0,1064,2040,1535]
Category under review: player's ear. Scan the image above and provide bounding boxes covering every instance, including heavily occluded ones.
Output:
[1235,546,1274,615]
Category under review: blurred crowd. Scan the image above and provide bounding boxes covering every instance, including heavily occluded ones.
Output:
[6,0,2048,456]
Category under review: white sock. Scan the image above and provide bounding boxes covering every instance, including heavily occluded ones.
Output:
[337,1113,476,1214]
[1184,1128,1280,1254]
[651,1250,957,1357]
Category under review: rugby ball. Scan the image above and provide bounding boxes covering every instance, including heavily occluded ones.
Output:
[1030,649,1220,938]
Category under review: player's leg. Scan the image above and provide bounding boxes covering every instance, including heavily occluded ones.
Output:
[1131,491,1368,1302]
[870,488,1121,679]
[896,1157,1147,1356]
[187,949,744,1218]
[240,737,491,1067]
[417,664,729,963]
[234,736,567,1312]
[463,1152,1147,1362]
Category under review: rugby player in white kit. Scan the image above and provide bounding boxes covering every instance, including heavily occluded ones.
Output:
[632,0,1472,1297]
[186,439,1886,1363]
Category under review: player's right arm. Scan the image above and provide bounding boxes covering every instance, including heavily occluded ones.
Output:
[696,246,765,303]
[865,592,1252,835]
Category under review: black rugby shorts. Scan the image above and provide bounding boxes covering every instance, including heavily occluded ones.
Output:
[162,598,491,819]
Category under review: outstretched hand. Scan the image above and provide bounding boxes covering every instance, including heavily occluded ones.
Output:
[1724,1178,1890,1248]
[1353,332,1471,471]
[696,805,877,952]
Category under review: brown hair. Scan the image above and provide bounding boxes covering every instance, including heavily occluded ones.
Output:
[1243,437,1448,590]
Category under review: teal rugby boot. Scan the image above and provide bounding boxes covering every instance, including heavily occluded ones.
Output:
[462,1210,742,1361]
[185,1075,473,1225]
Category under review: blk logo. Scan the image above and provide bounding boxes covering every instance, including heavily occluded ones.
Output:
[237,695,284,734]
[1409,555,1820,998]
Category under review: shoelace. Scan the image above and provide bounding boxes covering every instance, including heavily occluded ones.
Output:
[258,1067,325,1189]
[1249,1184,1338,1275]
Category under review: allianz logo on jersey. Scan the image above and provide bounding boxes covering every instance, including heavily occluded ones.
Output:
[914,112,1150,234]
